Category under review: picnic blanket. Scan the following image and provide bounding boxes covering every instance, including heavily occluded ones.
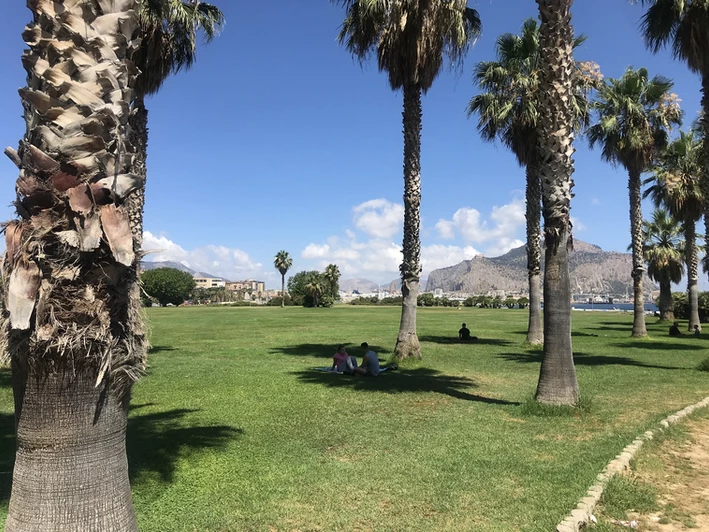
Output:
[314,366,394,374]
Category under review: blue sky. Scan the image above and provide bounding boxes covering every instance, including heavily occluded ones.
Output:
[0,1,705,287]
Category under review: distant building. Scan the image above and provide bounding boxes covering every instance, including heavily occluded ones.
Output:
[226,279,266,294]
[194,277,226,289]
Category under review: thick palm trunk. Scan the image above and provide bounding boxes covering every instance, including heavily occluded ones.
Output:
[628,169,648,337]
[281,274,286,307]
[658,280,674,322]
[3,1,145,529]
[395,83,423,360]
[685,221,700,331]
[525,163,544,345]
[534,0,579,406]
[6,367,135,531]
[127,95,148,249]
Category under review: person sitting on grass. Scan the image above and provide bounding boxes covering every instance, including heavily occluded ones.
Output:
[458,323,478,342]
[353,342,380,376]
[331,345,349,372]
[669,322,682,337]
[694,324,701,337]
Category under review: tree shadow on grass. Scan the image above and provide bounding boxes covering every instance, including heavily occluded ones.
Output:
[0,402,241,506]
[270,343,392,358]
[148,345,177,354]
[293,367,520,406]
[610,341,705,352]
[127,406,241,485]
[497,351,683,370]
[417,336,513,346]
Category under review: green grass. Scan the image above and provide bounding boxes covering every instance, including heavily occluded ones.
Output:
[1,307,708,531]
[697,356,709,371]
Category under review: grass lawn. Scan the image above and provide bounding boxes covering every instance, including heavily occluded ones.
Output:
[1,306,708,531]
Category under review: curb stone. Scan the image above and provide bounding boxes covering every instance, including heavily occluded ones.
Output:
[555,396,709,532]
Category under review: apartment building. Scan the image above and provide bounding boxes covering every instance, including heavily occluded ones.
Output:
[226,279,266,293]
[194,277,226,289]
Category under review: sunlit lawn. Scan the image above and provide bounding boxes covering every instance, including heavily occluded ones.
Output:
[1,306,708,531]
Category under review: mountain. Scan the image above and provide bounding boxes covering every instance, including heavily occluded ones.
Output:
[141,261,224,281]
[425,240,656,296]
[339,278,379,293]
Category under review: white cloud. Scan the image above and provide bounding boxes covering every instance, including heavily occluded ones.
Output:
[435,220,455,240]
[142,231,265,281]
[302,243,330,259]
[422,245,480,272]
[570,216,586,232]
[591,197,600,206]
[434,197,526,256]
[296,195,531,283]
[353,199,404,239]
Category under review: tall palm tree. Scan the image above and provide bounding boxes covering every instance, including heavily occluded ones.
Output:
[324,263,342,300]
[127,0,225,245]
[644,131,703,329]
[467,18,598,346]
[2,1,144,529]
[642,209,685,322]
[637,0,709,282]
[533,0,580,405]
[334,0,482,359]
[588,67,682,337]
[274,250,293,307]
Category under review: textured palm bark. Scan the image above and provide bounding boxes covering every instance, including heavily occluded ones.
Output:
[534,0,579,405]
[702,77,709,286]
[628,169,648,337]
[126,95,148,250]
[395,83,422,360]
[658,280,674,322]
[6,368,136,532]
[685,221,700,331]
[281,274,286,307]
[525,163,544,345]
[3,1,145,529]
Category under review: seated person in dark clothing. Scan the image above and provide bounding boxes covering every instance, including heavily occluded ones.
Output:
[458,323,478,341]
[669,321,682,336]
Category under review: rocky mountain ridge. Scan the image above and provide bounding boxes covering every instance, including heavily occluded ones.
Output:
[425,240,656,296]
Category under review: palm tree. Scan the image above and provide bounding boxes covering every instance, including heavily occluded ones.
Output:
[324,263,342,300]
[127,0,225,245]
[532,0,580,406]
[306,280,325,308]
[274,251,293,307]
[644,131,703,329]
[588,67,682,337]
[637,0,709,277]
[2,1,144,529]
[334,0,481,359]
[642,209,685,322]
[467,18,599,346]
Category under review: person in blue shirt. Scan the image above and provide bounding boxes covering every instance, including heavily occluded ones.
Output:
[353,342,380,376]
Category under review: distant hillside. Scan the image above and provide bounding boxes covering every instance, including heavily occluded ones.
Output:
[425,240,656,296]
[339,278,379,293]
[141,261,224,281]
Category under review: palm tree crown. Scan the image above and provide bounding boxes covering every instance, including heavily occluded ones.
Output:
[639,0,709,75]
[588,67,683,172]
[644,130,704,223]
[136,0,225,97]
[336,0,482,91]
[274,251,293,276]
[467,18,596,166]
[643,208,685,285]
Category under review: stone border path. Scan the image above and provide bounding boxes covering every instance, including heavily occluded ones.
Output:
[556,396,709,532]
